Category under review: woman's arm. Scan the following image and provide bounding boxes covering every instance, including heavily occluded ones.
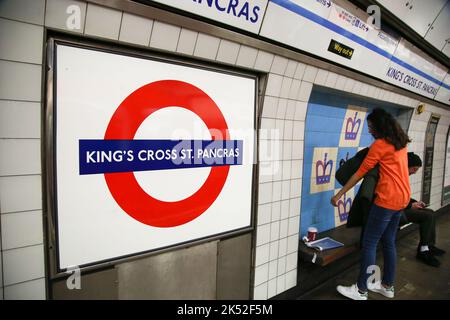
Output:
[331,173,363,206]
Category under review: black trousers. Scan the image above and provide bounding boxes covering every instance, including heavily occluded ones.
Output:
[359,207,436,248]
[403,208,436,247]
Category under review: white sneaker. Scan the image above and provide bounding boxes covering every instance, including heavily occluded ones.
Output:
[336,284,368,300]
[367,281,395,298]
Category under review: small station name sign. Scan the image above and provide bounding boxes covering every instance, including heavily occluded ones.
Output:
[328,39,354,60]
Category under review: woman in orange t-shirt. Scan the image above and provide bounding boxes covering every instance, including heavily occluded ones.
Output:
[331,108,411,300]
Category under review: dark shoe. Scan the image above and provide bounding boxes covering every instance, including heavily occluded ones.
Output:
[429,246,446,256]
[416,251,441,267]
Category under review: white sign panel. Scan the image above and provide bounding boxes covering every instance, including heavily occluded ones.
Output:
[260,0,397,84]
[435,73,450,105]
[383,39,447,99]
[150,0,268,33]
[259,0,449,105]
[54,44,255,269]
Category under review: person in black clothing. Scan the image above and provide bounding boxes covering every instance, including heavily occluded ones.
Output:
[404,152,446,267]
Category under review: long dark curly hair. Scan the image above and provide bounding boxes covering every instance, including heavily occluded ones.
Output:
[367,108,411,150]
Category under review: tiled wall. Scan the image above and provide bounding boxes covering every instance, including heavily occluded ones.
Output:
[0,0,46,300]
[0,0,449,300]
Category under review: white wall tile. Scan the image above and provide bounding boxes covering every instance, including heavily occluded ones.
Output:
[235,45,258,68]
[352,81,362,94]
[0,139,41,176]
[289,197,301,217]
[297,81,313,102]
[4,278,45,300]
[3,245,45,285]
[276,274,286,294]
[285,60,298,78]
[258,182,273,204]
[271,201,281,222]
[334,75,347,91]
[0,175,42,213]
[294,63,306,80]
[254,51,274,72]
[278,237,287,258]
[284,121,293,140]
[343,78,355,92]
[0,61,41,101]
[279,219,288,239]
[325,72,338,88]
[285,100,296,120]
[150,21,181,52]
[0,19,43,64]
[119,13,153,46]
[282,161,291,180]
[258,203,272,226]
[273,158,283,180]
[45,0,87,33]
[277,256,286,276]
[256,223,271,246]
[266,74,283,97]
[216,39,240,65]
[292,141,304,160]
[0,0,45,25]
[261,96,278,118]
[0,252,3,287]
[269,241,279,261]
[255,244,270,266]
[287,234,299,254]
[194,33,220,60]
[286,252,298,272]
[270,56,288,75]
[253,282,268,300]
[314,69,328,85]
[176,28,198,55]
[85,4,121,40]
[281,180,291,200]
[285,270,297,290]
[272,181,282,202]
[1,211,43,250]
[280,200,290,220]
[282,141,292,160]
[270,221,280,241]
[289,79,301,100]
[276,99,287,119]
[292,121,304,141]
[254,263,269,286]
[279,77,293,99]
[294,101,307,121]
[302,65,318,82]
[268,259,278,280]
[290,179,301,198]
[288,216,300,236]
[267,278,277,298]
[0,101,40,138]
[360,83,369,96]
[259,140,275,162]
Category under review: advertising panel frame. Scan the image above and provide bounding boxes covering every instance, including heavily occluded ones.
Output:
[44,36,259,278]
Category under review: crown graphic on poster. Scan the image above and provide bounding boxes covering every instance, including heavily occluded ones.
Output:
[337,193,352,222]
[345,112,361,140]
[316,153,333,185]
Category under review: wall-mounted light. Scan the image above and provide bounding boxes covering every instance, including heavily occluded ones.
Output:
[417,103,425,114]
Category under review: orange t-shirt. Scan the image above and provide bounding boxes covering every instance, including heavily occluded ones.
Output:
[355,139,411,211]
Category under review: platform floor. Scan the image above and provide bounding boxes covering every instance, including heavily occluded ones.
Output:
[298,212,450,300]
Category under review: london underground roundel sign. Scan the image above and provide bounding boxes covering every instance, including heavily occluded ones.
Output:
[104,80,230,227]
[55,43,254,269]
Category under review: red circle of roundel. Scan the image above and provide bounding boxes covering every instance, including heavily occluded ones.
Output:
[104,80,230,228]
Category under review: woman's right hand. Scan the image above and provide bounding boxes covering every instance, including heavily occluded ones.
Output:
[331,194,341,207]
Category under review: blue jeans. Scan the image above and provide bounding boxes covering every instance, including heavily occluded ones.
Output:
[357,204,402,292]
